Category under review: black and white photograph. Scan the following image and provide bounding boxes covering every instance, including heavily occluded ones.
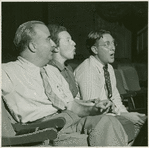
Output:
[1,1,148,147]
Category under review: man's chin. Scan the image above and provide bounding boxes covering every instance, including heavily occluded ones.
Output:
[109,59,115,64]
[68,56,75,60]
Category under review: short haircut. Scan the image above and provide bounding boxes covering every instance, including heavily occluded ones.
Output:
[47,24,67,46]
[13,21,45,53]
[86,30,111,55]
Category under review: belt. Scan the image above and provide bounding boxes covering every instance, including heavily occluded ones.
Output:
[27,112,59,124]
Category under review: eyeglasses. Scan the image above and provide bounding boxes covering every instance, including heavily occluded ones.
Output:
[98,41,118,49]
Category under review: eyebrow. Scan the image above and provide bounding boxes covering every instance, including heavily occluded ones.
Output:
[46,35,52,39]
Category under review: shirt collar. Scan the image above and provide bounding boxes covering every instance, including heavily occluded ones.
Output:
[50,60,67,72]
[90,55,109,70]
[17,56,40,72]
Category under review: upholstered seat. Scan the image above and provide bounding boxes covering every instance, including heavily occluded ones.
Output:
[114,69,136,111]
[2,99,65,146]
[114,67,147,113]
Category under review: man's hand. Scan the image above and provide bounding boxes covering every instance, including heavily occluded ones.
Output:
[121,112,146,126]
[66,100,97,117]
[94,100,114,114]
[66,100,74,110]
[66,99,115,117]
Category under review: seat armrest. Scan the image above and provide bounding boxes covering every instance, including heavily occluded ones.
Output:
[2,127,57,146]
[121,91,137,99]
[13,117,66,135]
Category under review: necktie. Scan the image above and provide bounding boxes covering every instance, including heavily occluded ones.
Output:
[40,67,66,110]
[103,65,112,99]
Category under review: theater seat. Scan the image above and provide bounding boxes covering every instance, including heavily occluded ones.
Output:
[114,66,147,114]
[2,99,65,146]
[114,69,136,111]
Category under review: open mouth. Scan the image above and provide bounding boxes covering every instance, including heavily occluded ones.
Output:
[110,53,114,56]
[110,53,115,58]
[73,48,76,53]
[73,50,76,55]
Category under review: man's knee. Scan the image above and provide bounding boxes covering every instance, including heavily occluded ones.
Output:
[83,115,116,130]
[52,110,80,128]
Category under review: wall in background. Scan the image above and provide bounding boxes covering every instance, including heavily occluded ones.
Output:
[47,3,95,59]
[95,15,132,59]
[2,2,47,63]
[47,3,132,59]
[137,26,148,52]
[2,2,147,63]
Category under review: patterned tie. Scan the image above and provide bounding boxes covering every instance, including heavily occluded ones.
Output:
[103,65,112,99]
[40,67,66,110]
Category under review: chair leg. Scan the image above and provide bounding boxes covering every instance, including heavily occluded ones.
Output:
[130,97,136,109]
[128,97,135,111]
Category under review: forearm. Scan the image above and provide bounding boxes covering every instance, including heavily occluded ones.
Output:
[120,112,129,117]
[67,100,100,117]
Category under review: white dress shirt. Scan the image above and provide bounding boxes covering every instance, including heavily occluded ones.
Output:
[74,55,128,114]
[2,56,73,123]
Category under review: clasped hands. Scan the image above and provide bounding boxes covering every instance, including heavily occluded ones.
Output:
[92,99,115,114]
[67,98,115,117]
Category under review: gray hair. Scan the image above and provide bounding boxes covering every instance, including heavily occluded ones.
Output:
[13,21,45,53]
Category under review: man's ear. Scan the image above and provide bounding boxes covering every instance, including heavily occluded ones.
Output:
[28,42,36,53]
[53,46,60,53]
[91,46,98,55]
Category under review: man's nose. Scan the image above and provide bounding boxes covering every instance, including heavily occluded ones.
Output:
[72,40,76,46]
[110,44,115,51]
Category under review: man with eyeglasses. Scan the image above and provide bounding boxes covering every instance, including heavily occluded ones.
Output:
[74,30,146,144]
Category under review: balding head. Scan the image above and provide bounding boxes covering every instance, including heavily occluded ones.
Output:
[13,21,45,54]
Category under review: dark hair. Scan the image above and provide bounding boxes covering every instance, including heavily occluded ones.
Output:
[47,24,67,46]
[13,21,45,53]
[86,30,111,55]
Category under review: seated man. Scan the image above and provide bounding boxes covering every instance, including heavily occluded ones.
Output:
[74,30,147,138]
[47,24,112,113]
[2,21,129,146]
[47,24,143,144]
[48,24,79,98]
